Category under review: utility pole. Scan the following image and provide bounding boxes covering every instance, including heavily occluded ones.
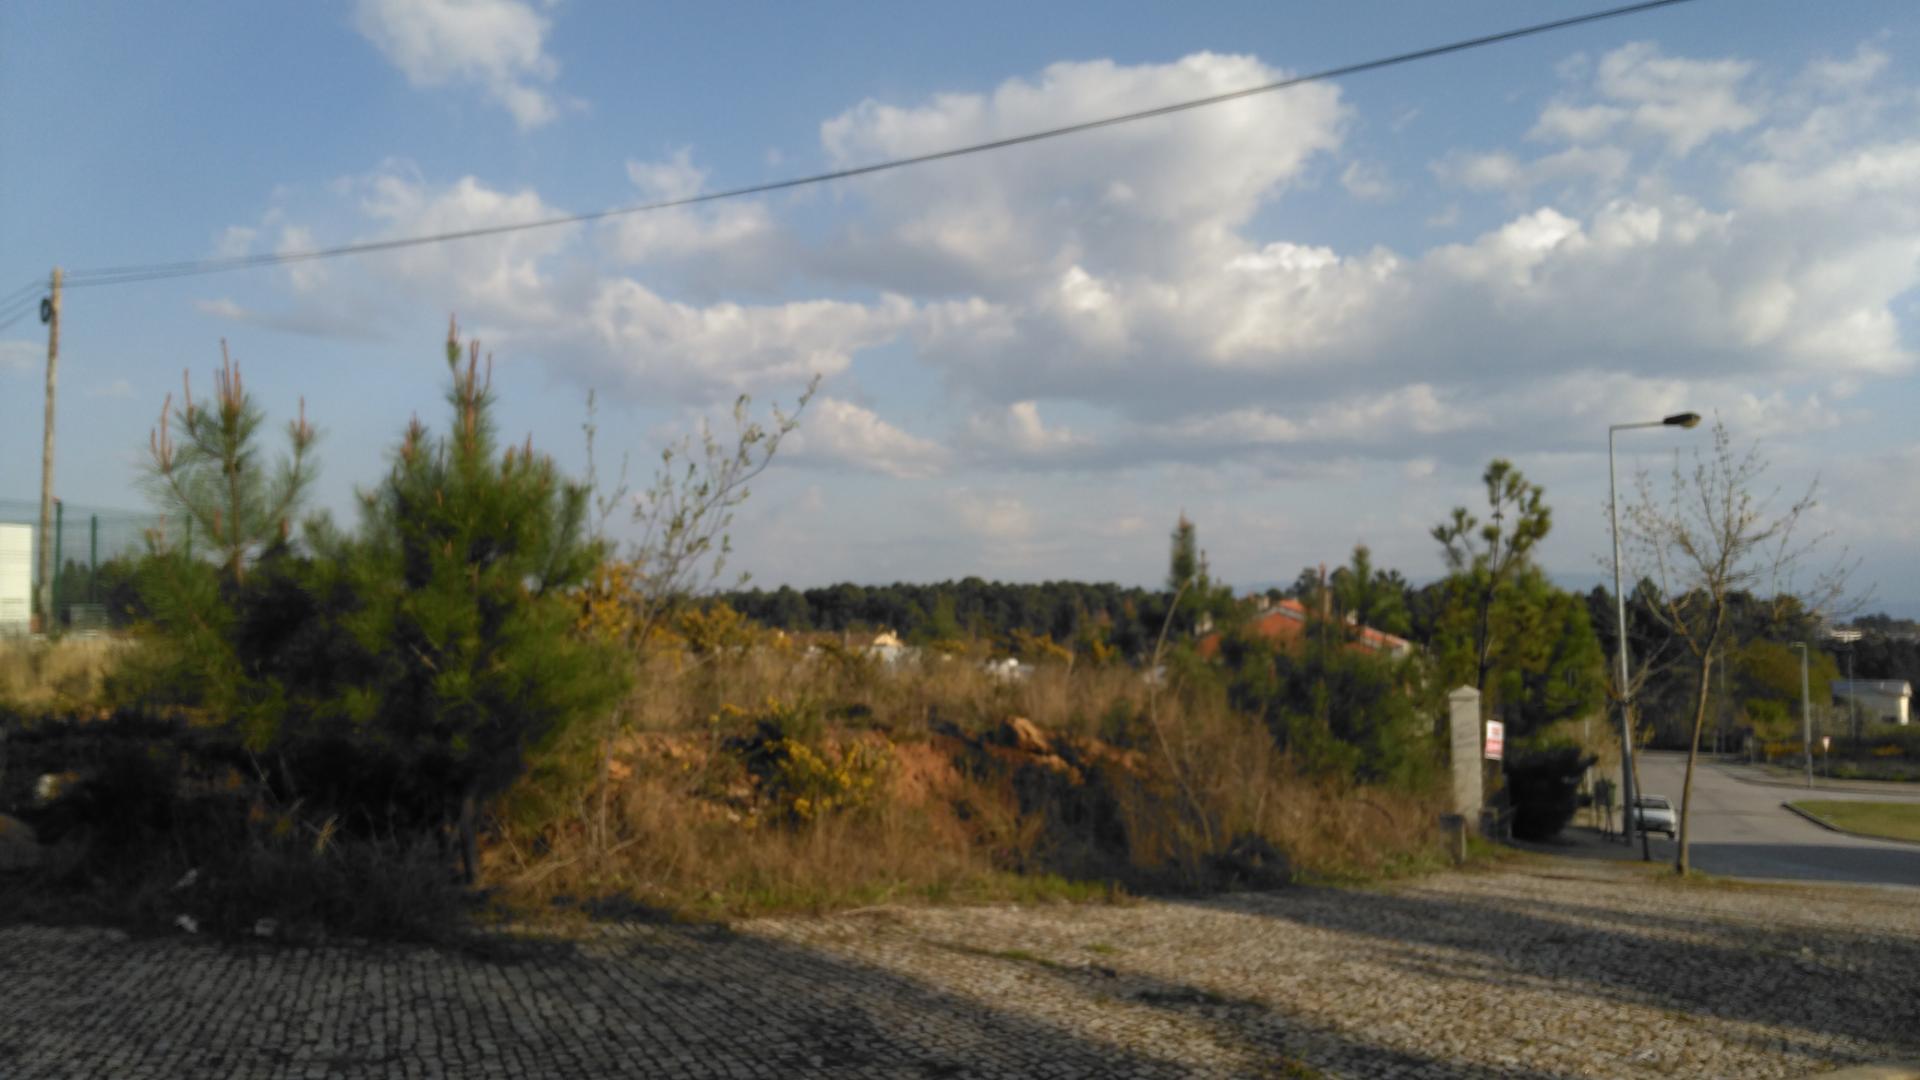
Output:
[36,268,61,634]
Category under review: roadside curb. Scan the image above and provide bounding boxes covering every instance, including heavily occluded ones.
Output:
[1780,801,1920,849]
[1711,761,1920,798]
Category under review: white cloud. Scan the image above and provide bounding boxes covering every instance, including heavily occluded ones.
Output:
[948,489,1033,541]
[1528,102,1627,143]
[1592,42,1758,154]
[348,168,579,329]
[352,0,567,130]
[1340,160,1393,201]
[1732,140,1920,214]
[915,174,1915,453]
[1143,385,1478,452]
[788,397,947,479]
[1434,145,1630,197]
[816,52,1346,290]
[207,166,913,399]
[85,379,134,400]
[213,225,256,259]
[626,151,705,202]
[277,226,327,294]
[601,149,777,267]
[219,44,1920,524]
[1803,43,1889,91]
[582,286,913,397]
[965,400,1091,462]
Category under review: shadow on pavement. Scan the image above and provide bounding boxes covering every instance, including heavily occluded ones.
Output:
[1004,951,1586,1080]
[1683,841,1920,887]
[0,910,1590,1080]
[1186,877,1920,1063]
[1516,824,1920,887]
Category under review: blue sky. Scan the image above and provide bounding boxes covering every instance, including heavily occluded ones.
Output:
[4,1,1918,609]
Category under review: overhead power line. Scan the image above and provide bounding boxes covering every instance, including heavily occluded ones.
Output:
[0,279,43,308]
[0,304,38,334]
[56,0,1697,292]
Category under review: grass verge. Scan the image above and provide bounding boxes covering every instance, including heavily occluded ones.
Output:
[1791,800,1920,843]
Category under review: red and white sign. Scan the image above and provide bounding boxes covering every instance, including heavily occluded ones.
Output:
[1484,720,1505,761]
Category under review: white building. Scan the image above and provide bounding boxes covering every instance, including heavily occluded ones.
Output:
[1831,679,1911,726]
[0,524,30,636]
[860,630,918,669]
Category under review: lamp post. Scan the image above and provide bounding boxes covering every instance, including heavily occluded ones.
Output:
[1610,411,1700,856]
[1791,642,1812,789]
[1848,646,1857,745]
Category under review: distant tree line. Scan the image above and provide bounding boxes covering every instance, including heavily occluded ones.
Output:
[720,579,1170,658]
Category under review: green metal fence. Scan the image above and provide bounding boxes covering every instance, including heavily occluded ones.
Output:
[0,498,166,628]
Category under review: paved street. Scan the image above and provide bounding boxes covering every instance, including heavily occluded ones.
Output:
[3,861,1919,1079]
[1631,750,1920,886]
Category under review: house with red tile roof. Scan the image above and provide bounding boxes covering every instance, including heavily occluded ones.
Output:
[1196,597,1412,660]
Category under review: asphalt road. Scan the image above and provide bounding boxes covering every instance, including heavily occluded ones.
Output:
[1632,749,1920,887]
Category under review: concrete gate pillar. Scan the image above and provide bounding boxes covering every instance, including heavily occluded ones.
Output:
[1447,686,1483,826]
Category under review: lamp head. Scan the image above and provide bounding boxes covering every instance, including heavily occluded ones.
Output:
[1663,412,1702,429]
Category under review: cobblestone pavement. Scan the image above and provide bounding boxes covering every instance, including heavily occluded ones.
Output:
[3,859,1918,1079]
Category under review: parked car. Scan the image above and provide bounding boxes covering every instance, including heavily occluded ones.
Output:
[1631,794,1677,839]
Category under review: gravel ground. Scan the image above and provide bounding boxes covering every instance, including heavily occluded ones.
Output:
[2,858,1917,1079]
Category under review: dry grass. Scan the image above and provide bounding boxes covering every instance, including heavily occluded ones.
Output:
[2,632,1454,923]
[0,635,133,711]
[488,647,1450,918]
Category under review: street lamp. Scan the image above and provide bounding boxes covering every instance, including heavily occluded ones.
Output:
[1610,411,1700,855]
[1791,642,1812,789]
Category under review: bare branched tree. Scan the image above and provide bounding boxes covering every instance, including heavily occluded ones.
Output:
[1623,420,1854,875]
[580,378,818,851]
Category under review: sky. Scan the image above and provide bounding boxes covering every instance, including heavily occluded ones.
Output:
[4,1,1919,610]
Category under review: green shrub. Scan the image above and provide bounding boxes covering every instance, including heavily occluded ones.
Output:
[1504,745,1593,840]
[1222,628,1438,789]
[117,326,628,886]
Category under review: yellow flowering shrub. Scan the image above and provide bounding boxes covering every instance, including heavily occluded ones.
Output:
[722,697,889,825]
[676,601,759,655]
[576,559,639,645]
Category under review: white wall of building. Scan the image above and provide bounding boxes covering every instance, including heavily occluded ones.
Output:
[1832,680,1911,726]
[0,524,30,635]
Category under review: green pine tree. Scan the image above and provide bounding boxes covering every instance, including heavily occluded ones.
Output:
[146,342,318,583]
[131,344,318,713]
[343,322,626,882]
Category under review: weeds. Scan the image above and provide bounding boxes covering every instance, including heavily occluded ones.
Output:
[5,618,1456,937]
[489,647,1447,920]
[0,636,131,711]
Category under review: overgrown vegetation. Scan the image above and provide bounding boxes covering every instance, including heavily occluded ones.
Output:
[40,329,1867,939]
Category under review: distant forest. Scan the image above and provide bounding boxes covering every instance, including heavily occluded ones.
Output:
[720,579,1171,656]
[722,578,1920,695]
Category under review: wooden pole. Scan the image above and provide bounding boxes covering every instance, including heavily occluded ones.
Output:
[35,268,61,632]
